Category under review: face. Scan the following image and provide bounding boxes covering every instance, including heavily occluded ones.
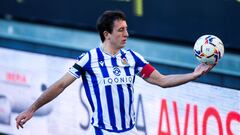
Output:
[106,19,129,49]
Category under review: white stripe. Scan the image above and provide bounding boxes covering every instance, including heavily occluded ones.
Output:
[112,86,122,129]
[76,52,89,67]
[106,53,121,129]
[123,84,131,128]
[85,73,99,127]
[68,69,79,78]
[94,49,112,128]
[88,50,100,127]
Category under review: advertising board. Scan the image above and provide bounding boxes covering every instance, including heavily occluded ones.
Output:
[0,47,239,135]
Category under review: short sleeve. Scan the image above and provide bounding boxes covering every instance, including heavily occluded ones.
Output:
[68,53,89,78]
[129,50,149,74]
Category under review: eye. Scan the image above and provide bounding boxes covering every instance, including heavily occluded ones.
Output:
[118,27,128,32]
[118,28,124,32]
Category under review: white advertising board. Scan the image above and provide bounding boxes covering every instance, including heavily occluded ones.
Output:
[0,47,239,135]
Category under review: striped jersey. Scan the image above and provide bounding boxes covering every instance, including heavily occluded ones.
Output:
[68,46,149,132]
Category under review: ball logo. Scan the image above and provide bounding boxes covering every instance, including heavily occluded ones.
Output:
[113,67,121,76]
[205,48,210,52]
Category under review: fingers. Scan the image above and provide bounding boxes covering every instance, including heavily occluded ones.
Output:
[203,63,215,75]
[16,116,23,129]
[194,63,216,79]
[17,121,24,129]
[15,115,28,129]
[197,63,212,76]
[207,63,216,71]
[199,63,208,75]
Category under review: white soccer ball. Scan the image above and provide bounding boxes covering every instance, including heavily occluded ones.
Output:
[194,35,224,64]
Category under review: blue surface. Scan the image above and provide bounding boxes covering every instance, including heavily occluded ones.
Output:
[0,19,239,89]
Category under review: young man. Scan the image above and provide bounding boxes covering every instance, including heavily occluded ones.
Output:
[16,10,214,134]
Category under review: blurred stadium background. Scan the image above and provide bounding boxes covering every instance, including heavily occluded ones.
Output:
[0,0,239,135]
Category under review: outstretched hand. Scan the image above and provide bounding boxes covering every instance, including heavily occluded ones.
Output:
[193,63,215,79]
[15,110,34,129]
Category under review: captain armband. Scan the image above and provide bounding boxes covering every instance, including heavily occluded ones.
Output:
[140,64,155,78]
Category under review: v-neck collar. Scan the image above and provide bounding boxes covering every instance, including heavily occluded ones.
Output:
[99,45,121,57]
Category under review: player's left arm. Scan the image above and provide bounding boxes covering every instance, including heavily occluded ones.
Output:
[142,63,214,88]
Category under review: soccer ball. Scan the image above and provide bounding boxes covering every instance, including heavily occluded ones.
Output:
[194,35,224,64]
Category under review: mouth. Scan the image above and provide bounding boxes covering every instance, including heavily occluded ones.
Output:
[122,39,127,44]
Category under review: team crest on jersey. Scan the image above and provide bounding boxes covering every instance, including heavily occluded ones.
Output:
[121,58,129,65]
[113,67,121,76]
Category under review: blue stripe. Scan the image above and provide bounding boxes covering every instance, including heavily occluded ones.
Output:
[111,57,117,67]
[117,84,126,129]
[82,74,94,112]
[105,85,117,130]
[121,50,134,128]
[129,50,146,74]
[103,124,135,133]
[80,53,95,121]
[97,48,117,130]
[127,84,134,127]
[111,56,128,130]
[82,74,95,125]
[133,75,136,85]
[120,51,131,76]
[96,48,109,77]
[94,127,104,135]
[87,51,105,129]
[124,66,131,76]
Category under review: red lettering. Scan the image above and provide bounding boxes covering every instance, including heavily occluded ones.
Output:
[173,101,190,135]
[183,104,190,135]
[202,107,223,135]
[158,99,171,135]
[158,100,239,135]
[173,101,180,135]
[6,72,13,80]
[226,111,240,135]
[194,105,198,135]
[6,72,27,84]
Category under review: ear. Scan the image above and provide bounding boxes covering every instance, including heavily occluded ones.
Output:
[103,31,110,40]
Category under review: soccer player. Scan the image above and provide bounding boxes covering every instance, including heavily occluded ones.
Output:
[15,10,214,134]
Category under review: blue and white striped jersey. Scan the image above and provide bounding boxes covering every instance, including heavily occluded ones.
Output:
[68,47,149,132]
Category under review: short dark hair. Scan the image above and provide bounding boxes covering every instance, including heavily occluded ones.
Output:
[96,10,126,42]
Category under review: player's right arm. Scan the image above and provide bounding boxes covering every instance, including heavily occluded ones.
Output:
[15,72,76,129]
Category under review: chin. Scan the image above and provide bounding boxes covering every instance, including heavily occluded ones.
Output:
[120,44,126,48]
[121,42,127,47]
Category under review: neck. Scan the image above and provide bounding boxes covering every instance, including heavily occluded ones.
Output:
[101,42,120,56]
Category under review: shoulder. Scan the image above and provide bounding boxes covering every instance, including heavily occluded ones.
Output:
[76,48,98,60]
[121,49,140,55]
[124,49,144,59]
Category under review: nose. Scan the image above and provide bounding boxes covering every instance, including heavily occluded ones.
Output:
[124,30,129,37]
